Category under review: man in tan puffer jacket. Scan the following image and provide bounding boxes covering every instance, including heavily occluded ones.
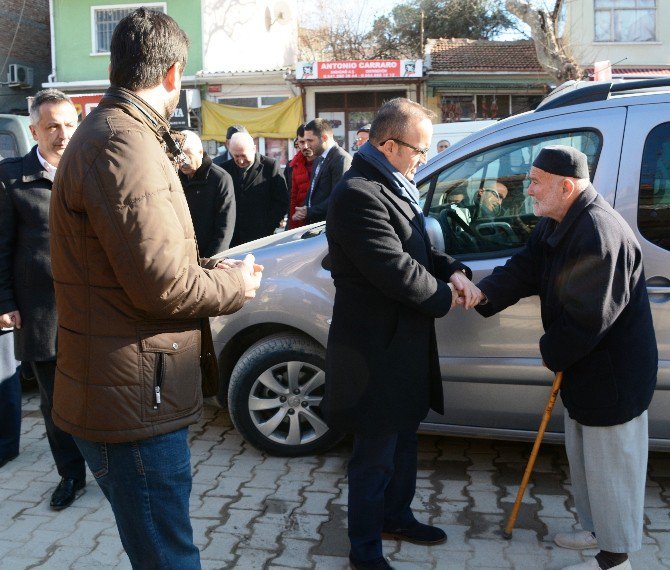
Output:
[49,9,260,569]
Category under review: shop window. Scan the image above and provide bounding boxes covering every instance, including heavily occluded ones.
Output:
[376,91,405,106]
[316,93,345,109]
[261,96,288,106]
[217,96,288,109]
[440,96,475,123]
[595,0,655,42]
[348,92,374,107]
[638,122,670,252]
[217,97,258,108]
[92,3,166,54]
[315,90,406,153]
[476,95,510,120]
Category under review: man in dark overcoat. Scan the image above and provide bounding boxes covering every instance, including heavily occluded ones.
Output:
[0,89,86,508]
[179,148,236,257]
[293,117,352,225]
[221,132,288,246]
[475,146,657,570]
[324,98,481,570]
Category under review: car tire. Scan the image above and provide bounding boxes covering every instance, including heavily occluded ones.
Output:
[227,333,343,457]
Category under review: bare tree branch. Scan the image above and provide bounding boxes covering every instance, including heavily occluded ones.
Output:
[506,0,582,83]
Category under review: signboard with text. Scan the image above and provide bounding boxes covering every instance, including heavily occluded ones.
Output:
[296,60,422,80]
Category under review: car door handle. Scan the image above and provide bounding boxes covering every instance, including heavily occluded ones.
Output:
[647,276,670,303]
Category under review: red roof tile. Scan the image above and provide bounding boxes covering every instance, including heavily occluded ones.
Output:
[427,38,545,73]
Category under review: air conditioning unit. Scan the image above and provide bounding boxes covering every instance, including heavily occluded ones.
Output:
[7,64,33,89]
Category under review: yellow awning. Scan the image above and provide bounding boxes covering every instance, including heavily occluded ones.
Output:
[201,96,303,140]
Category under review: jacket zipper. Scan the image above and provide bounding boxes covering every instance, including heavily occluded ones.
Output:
[154,353,165,409]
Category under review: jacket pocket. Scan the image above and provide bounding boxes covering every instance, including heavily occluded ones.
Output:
[563,349,618,410]
[138,323,201,422]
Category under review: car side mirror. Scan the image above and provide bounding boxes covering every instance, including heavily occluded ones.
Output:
[425,216,446,253]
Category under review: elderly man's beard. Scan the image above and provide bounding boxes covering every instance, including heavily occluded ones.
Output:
[164,90,181,121]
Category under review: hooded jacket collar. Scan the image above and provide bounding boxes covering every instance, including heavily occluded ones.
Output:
[546,183,598,248]
[99,87,170,140]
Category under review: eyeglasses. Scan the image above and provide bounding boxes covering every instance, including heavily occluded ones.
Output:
[381,138,430,157]
[483,188,503,201]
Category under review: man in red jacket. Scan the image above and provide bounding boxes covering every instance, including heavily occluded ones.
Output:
[288,124,316,229]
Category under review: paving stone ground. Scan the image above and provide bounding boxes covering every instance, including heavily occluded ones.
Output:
[1,389,669,569]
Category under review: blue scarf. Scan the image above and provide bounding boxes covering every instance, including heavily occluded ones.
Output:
[356,142,423,217]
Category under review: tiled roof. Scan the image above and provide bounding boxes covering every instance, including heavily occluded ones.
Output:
[427,38,545,73]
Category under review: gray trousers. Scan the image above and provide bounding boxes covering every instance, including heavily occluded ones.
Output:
[564,408,648,553]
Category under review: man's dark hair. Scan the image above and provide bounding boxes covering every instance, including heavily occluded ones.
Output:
[226,124,247,140]
[29,89,74,124]
[296,123,307,137]
[109,8,189,91]
[369,98,436,145]
[305,118,333,138]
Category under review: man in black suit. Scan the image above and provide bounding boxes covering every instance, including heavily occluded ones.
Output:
[221,132,288,247]
[323,98,481,569]
[0,89,86,508]
[293,118,352,225]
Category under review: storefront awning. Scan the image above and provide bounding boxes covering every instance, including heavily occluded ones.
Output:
[201,96,303,140]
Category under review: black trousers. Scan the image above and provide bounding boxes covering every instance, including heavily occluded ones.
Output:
[31,361,86,482]
[347,423,420,561]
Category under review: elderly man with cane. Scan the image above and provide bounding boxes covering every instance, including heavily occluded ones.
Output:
[475,146,657,570]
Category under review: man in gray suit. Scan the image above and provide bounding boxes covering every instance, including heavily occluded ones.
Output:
[0,89,86,508]
[293,118,352,225]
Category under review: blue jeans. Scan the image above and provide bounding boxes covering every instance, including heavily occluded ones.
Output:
[74,427,200,570]
[348,424,419,561]
[0,332,21,461]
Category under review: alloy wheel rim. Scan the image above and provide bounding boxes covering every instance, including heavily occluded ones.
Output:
[247,360,328,445]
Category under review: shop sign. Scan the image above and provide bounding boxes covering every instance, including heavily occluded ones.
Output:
[169,90,190,129]
[296,60,422,80]
[68,93,104,119]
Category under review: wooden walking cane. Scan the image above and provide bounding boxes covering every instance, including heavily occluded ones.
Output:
[502,371,563,539]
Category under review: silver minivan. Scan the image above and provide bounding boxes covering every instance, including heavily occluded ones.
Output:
[211,79,670,456]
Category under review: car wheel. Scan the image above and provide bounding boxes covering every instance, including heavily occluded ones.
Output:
[227,333,343,456]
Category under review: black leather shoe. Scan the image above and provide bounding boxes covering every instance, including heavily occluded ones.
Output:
[349,554,394,569]
[50,477,85,510]
[381,522,447,545]
[0,453,18,469]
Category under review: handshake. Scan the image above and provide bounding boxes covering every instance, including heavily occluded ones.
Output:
[215,254,263,301]
[448,272,486,310]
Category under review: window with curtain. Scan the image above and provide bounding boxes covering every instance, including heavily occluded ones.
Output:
[594,0,656,42]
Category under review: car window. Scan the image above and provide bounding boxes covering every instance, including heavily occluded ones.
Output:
[638,122,670,252]
[0,132,19,160]
[425,130,602,257]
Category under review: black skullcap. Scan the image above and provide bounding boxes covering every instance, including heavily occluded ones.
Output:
[226,124,247,140]
[532,145,589,179]
[357,123,371,133]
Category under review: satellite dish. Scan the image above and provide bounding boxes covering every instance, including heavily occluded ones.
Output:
[265,1,292,30]
[273,2,292,25]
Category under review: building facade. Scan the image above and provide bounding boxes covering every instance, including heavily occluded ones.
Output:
[424,39,551,125]
[0,0,51,113]
[562,0,670,77]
